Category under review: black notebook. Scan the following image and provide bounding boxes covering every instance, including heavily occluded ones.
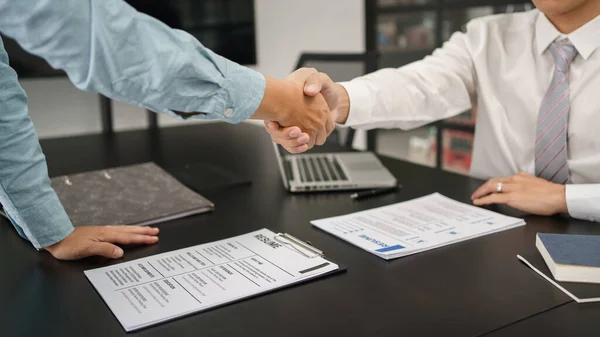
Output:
[518,252,600,303]
[50,162,214,227]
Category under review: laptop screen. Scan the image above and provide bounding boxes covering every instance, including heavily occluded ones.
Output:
[272,143,289,190]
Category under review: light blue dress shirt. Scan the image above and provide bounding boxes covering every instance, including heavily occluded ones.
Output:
[0,0,266,249]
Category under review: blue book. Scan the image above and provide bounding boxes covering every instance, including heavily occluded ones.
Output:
[536,233,600,284]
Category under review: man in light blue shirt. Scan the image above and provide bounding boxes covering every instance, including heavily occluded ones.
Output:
[0,0,332,260]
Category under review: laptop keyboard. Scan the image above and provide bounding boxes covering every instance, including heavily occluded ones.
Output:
[298,156,347,183]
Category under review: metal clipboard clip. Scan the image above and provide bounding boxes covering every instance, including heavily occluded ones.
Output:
[274,233,324,259]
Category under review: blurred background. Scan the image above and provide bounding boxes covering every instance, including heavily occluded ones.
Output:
[5,0,534,176]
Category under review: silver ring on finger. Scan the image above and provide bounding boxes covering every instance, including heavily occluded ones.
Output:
[496,182,503,193]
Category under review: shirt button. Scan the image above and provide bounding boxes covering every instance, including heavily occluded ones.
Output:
[224,108,233,118]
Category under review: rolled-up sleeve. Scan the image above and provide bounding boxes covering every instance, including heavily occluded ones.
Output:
[0,38,73,249]
[0,0,265,123]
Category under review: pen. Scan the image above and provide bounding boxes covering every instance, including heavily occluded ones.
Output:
[350,185,402,200]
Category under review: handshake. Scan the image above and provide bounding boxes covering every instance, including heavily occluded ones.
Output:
[252,68,351,154]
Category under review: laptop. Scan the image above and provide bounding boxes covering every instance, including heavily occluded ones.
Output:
[273,143,397,192]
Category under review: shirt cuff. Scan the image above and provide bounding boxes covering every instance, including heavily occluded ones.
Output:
[219,64,266,124]
[339,80,374,127]
[162,66,266,124]
[7,192,74,249]
[565,184,600,222]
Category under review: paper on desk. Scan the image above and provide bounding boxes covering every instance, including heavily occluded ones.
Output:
[84,229,339,332]
[311,193,525,260]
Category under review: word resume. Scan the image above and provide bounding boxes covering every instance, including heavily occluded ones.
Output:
[85,229,339,331]
[312,193,525,260]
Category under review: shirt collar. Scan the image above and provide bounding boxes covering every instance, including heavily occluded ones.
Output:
[536,12,600,60]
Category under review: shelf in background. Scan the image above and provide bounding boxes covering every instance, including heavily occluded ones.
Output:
[378,46,435,54]
[378,4,436,14]
[442,0,531,9]
[378,48,435,67]
[185,22,254,30]
[377,0,532,14]
[368,0,532,171]
[437,121,475,133]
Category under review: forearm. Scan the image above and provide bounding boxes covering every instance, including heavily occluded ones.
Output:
[0,39,73,249]
[0,0,265,123]
[251,76,293,121]
[339,65,473,130]
[338,31,477,130]
[566,184,600,222]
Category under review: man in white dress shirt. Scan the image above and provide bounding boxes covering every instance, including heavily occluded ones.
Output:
[266,0,600,221]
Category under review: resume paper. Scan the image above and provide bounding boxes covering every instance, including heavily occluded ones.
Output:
[311,193,525,260]
[85,229,339,331]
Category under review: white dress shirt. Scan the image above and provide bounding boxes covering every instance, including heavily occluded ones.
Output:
[340,10,600,222]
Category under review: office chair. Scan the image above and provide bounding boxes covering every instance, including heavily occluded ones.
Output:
[294,52,379,151]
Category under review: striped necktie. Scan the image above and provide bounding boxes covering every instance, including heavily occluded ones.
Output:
[535,40,578,184]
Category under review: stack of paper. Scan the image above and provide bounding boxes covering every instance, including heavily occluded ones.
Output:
[311,193,526,260]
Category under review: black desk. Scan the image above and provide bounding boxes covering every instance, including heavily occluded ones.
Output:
[484,303,600,336]
[0,123,597,337]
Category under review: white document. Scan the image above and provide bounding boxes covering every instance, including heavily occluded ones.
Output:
[85,229,339,332]
[311,193,525,260]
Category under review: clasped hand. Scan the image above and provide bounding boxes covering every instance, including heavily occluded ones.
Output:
[258,68,349,152]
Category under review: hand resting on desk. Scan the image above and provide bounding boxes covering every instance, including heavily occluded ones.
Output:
[45,226,159,260]
[471,172,568,216]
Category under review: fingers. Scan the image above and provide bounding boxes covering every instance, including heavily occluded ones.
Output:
[325,112,335,136]
[472,186,516,205]
[303,72,335,96]
[110,225,160,235]
[311,111,328,147]
[303,72,333,96]
[264,120,279,132]
[311,93,331,147]
[83,242,124,259]
[45,225,160,260]
[286,144,309,154]
[263,121,310,153]
[315,128,327,146]
[273,71,333,149]
[471,180,492,200]
[471,176,518,208]
[298,72,336,142]
[264,127,310,148]
[264,122,305,140]
[471,177,512,200]
[287,67,318,83]
[265,121,327,149]
[261,122,308,154]
[99,229,160,245]
[472,193,511,207]
[303,74,322,96]
[272,137,310,153]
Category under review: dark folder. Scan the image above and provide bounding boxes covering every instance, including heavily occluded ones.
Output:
[50,162,214,227]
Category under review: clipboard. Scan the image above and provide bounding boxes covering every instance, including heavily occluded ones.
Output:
[272,231,347,275]
[84,228,346,332]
